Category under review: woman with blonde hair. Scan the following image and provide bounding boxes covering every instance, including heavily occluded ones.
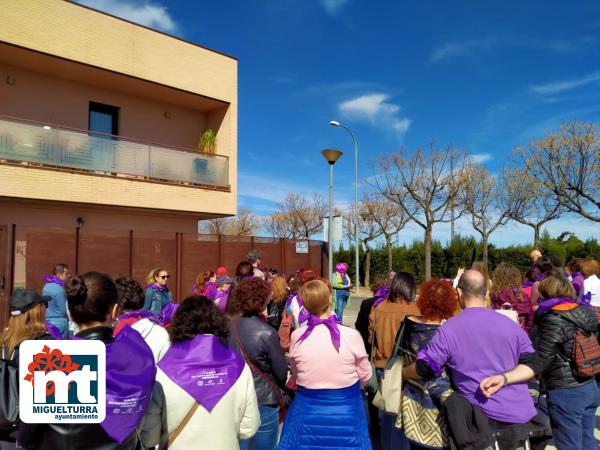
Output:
[267,275,288,329]
[143,267,173,319]
[279,280,372,449]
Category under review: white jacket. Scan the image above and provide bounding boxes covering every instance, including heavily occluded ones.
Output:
[131,318,170,363]
[157,363,260,450]
[584,274,600,307]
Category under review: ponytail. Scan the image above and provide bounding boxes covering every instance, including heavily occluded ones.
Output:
[66,272,118,326]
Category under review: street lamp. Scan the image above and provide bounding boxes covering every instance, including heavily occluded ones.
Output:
[329,120,360,291]
[321,148,343,279]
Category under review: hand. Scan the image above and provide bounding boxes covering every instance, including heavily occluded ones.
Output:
[479,375,506,398]
[456,267,465,278]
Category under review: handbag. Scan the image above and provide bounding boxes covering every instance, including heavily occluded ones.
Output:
[278,308,292,352]
[0,347,19,439]
[365,309,379,393]
[496,303,518,323]
[233,319,288,423]
[372,320,406,415]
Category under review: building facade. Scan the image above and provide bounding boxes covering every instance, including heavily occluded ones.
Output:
[0,0,238,322]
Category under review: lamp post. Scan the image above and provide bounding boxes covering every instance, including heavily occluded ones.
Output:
[329,120,359,291]
[321,148,343,279]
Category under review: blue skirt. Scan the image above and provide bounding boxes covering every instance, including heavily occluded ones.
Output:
[278,381,371,450]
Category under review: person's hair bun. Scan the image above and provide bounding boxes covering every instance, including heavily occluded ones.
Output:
[66,276,88,305]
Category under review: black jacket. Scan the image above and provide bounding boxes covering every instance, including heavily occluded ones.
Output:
[355,297,375,356]
[532,305,599,390]
[18,327,141,450]
[228,314,288,406]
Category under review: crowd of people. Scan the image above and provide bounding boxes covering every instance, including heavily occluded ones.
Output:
[0,248,599,450]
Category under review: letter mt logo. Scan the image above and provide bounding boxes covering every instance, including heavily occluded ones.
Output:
[19,340,106,423]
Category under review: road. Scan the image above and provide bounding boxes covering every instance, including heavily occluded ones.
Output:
[342,292,600,449]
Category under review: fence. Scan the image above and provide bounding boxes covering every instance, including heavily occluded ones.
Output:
[7,226,327,326]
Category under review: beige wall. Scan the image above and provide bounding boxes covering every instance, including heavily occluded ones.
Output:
[0,62,210,150]
[0,165,236,216]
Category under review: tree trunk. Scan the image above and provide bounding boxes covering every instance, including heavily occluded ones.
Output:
[386,235,393,271]
[424,226,432,280]
[533,224,541,250]
[365,249,371,288]
[482,234,489,277]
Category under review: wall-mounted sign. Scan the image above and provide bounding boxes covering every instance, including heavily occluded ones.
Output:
[295,240,309,254]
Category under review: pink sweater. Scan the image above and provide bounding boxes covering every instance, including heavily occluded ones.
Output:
[289,323,372,389]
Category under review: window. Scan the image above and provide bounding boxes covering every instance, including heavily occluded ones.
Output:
[89,102,119,136]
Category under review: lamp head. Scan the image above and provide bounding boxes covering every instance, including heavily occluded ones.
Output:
[321,148,343,165]
[329,120,341,127]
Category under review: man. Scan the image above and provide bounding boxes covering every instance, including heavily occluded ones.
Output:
[247,249,265,280]
[405,270,537,449]
[529,249,542,264]
[42,263,70,338]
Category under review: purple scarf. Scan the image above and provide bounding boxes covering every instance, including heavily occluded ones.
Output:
[45,321,63,339]
[522,281,534,288]
[537,297,580,315]
[43,275,64,286]
[297,314,341,352]
[373,286,390,308]
[73,326,156,444]
[145,283,168,293]
[157,334,245,412]
[119,310,158,323]
[286,293,310,325]
[214,290,230,312]
[159,302,179,326]
[534,273,544,282]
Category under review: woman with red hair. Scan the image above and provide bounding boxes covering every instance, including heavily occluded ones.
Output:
[394,280,457,450]
[286,269,318,328]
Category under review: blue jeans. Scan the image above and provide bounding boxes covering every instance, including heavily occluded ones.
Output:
[546,380,600,450]
[334,289,350,322]
[46,317,69,339]
[240,405,279,450]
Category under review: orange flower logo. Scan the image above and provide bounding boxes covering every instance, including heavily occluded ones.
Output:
[23,345,80,396]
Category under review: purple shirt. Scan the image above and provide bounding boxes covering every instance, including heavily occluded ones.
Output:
[417,307,536,424]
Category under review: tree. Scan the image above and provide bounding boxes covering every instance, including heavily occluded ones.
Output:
[374,144,466,280]
[264,193,326,239]
[362,195,410,271]
[343,201,383,287]
[460,164,514,271]
[503,167,564,249]
[517,121,600,222]
[200,208,259,236]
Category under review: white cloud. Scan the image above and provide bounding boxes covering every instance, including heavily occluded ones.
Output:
[530,71,600,95]
[78,0,178,33]
[468,153,493,164]
[430,40,487,63]
[321,0,349,15]
[338,93,411,135]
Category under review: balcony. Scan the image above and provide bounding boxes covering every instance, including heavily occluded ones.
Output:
[0,116,229,190]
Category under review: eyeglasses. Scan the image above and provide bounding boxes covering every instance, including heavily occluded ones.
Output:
[159,275,170,280]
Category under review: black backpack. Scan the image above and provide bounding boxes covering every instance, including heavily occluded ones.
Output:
[0,348,20,440]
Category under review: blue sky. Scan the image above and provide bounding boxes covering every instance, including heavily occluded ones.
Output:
[79,0,600,247]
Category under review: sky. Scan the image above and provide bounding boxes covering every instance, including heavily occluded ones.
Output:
[78,0,600,247]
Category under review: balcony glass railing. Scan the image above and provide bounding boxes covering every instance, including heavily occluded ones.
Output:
[0,116,229,188]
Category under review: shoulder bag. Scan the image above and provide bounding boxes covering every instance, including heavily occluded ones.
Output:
[372,319,406,415]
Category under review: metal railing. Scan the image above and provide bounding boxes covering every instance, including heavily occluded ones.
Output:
[0,116,229,188]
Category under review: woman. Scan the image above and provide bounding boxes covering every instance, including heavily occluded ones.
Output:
[192,271,216,298]
[529,257,557,308]
[114,277,170,363]
[332,262,352,322]
[395,280,457,450]
[279,279,372,449]
[227,278,287,450]
[528,275,600,449]
[144,268,172,317]
[235,261,255,281]
[580,257,600,306]
[490,263,534,332]
[267,275,288,330]
[214,276,235,312]
[18,272,160,450]
[0,289,53,446]
[287,269,319,328]
[565,258,584,298]
[156,296,259,449]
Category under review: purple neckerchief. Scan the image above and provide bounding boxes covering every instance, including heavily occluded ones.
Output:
[286,293,310,324]
[43,275,64,286]
[534,273,544,282]
[214,290,230,312]
[159,302,179,326]
[297,314,342,352]
[145,283,168,293]
[522,281,534,288]
[119,310,158,323]
[581,291,592,306]
[373,286,390,308]
[537,297,581,315]
[73,326,155,444]
[205,282,218,300]
[45,322,62,339]
[570,273,584,296]
[157,334,244,412]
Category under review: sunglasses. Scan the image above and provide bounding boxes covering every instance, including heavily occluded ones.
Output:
[158,275,170,280]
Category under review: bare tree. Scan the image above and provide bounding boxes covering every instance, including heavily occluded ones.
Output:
[199,208,259,236]
[516,121,600,222]
[460,164,514,271]
[362,195,410,271]
[264,193,326,239]
[374,144,466,280]
[503,168,564,249]
[344,202,383,287]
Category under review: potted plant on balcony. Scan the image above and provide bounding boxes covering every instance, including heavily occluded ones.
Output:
[198,128,217,154]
